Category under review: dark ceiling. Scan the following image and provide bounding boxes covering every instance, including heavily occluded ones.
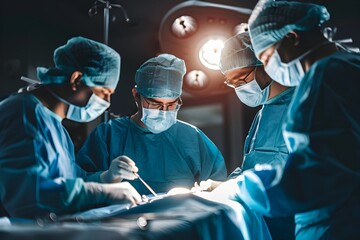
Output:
[1,0,359,116]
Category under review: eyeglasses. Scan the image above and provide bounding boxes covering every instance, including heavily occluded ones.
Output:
[224,67,256,88]
[142,97,183,111]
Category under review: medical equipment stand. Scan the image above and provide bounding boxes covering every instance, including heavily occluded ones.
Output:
[88,0,130,122]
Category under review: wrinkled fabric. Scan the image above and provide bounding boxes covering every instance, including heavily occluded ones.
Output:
[135,53,186,98]
[76,117,227,195]
[235,52,360,239]
[0,194,272,240]
[197,185,272,240]
[234,74,271,107]
[228,87,295,240]
[37,36,121,89]
[219,32,263,73]
[0,93,97,218]
[229,88,294,178]
[264,49,305,87]
[248,0,330,58]
[65,94,110,123]
[141,108,178,134]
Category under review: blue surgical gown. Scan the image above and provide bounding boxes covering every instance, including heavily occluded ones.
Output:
[229,87,294,178]
[228,87,296,240]
[235,52,360,239]
[76,117,227,194]
[0,93,96,218]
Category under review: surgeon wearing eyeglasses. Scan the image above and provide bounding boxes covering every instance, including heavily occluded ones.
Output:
[208,1,360,239]
[76,53,227,195]
[197,31,295,240]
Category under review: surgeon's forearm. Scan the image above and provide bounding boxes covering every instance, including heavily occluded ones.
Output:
[85,171,102,182]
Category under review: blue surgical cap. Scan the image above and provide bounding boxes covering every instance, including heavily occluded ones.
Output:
[219,31,263,74]
[249,0,330,58]
[135,53,186,98]
[37,36,121,89]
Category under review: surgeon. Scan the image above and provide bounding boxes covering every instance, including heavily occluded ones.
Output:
[198,31,295,240]
[0,36,141,219]
[76,53,227,195]
[211,1,360,239]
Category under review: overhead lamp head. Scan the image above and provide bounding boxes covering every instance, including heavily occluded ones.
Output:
[185,70,208,90]
[171,16,198,38]
[198,37,225,70]
[159,1,252,96]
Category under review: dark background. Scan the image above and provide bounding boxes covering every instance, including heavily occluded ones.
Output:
[1,0,359,173]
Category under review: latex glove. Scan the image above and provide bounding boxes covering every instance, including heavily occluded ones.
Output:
[100,155,139,183]
[192,179,223,192]
[209,178,241,201]
[85,182,142,206]
[101,182,142,205]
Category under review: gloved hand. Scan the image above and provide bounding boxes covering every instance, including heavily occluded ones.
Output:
[100,155,139,183]
[192,179,223,192]
[85,181,142,206]
[101,182,142,205]
[210,178,241,201]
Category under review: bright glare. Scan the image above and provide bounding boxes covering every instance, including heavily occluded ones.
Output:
[167,187,192,195]
[171,15,198,38]
[185,70,208,89]
[199,39,224,70]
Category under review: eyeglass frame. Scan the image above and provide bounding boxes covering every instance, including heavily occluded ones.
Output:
[223,67,256,88]
[141,96,183,111]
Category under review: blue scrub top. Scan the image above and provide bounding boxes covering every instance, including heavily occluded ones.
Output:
[229,87,294,179]
[76,117,227,194]
[229,87,296,240]
[237,52,360,239]
[0,93,91,218]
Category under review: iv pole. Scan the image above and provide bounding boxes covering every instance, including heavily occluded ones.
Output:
[88,0,130,121]
[89,0,130,45]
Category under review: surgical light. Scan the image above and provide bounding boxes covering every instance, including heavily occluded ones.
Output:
[185,70,208,89]
[198,38,224,70]
[233,23,249,35]
[159,1,252,95]
[171,16,198,39]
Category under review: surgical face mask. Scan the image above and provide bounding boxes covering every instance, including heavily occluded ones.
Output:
[65,94,110,122]
[141,107,178,134]
[265,41,331,87]
[234,78,271,107]
[265,50,305,87]
[49,89,110,123]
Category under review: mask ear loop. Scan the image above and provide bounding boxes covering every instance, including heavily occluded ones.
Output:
[323,27,360,53]
[45,87,75,107]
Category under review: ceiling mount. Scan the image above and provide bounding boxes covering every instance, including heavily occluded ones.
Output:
[159,1,251,98]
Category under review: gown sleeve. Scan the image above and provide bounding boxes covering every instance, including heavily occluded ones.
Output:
[232,57,360,217]
[0,96,103,218]
[76,122,112,172]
